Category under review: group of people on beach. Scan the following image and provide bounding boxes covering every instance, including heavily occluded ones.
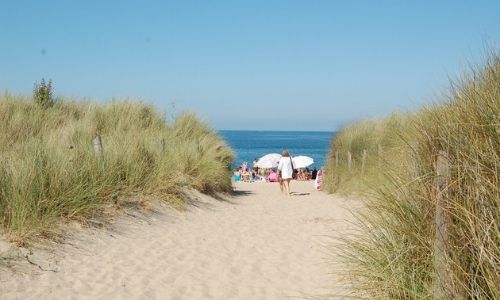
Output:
[233,150,319,196]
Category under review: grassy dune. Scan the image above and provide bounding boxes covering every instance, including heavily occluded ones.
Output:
[325,53,499,298]
[324,112,411,193]
[0,95,233,243]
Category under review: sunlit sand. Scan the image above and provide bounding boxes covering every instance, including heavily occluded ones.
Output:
[2,181,358,299]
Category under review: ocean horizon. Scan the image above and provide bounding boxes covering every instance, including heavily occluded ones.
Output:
[219,130,336,169]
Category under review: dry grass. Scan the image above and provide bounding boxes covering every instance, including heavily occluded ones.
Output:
[0,96,233,243]
[325,52,499,299]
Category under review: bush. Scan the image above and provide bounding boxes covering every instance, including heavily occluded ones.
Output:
[33,78,55,108]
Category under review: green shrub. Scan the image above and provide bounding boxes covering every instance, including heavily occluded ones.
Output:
[33,78,54,108]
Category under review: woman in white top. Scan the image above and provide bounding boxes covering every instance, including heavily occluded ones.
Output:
[277,150,294,196]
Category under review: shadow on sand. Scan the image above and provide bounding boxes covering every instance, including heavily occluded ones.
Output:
[231,189,254,198]
[290,192,311,196]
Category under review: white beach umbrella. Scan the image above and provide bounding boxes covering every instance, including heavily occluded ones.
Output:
[256,153,281,168]
[292,156,314,169]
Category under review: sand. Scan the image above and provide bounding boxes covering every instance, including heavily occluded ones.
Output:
[1,180,359,299]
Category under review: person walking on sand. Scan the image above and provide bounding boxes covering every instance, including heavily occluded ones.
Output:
[278,150,294,196]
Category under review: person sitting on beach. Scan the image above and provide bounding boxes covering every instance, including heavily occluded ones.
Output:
[296,169,302,180]
[311,167,318,180]
[233,168,242,181]
[242,169,252,182]
[297,169,307,181]
[303,168,312,180]
[268,169,278,182]
[252,158,259,172]
[260,168,271,181]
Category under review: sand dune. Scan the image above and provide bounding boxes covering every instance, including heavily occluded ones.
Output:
[1,180,358,299]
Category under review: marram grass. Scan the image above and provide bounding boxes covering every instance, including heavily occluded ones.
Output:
[325,53,499,299]
[0,97,233,243]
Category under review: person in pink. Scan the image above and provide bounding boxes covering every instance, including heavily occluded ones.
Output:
[241,161,248,172]
[314,169,323,190]
[268,169,278,182]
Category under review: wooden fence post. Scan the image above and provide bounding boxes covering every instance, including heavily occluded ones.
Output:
[347,151,352,170]
[361,149,367,174]
[160,138,166,153]
[433,150,452,299]
[93,135,103,157]
[335,151,338,168]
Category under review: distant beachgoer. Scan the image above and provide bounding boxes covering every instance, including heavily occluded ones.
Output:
[314,169,323,190]
[311,167,317,180]
[278,150,294,196]
[299,169,309,180]
[268,169,278,182]
[233,168,242,181]
[252,158,258,172]
[241,169,252,182]
[241,161,248,172]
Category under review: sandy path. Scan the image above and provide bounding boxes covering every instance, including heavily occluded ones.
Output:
[1,181,356,299]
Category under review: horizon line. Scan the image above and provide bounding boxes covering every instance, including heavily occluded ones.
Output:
[217,129,337,133]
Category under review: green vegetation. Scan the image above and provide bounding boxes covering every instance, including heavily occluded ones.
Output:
[0,94,233,243]
[33,78,55,109]
[324,112,411,194]
[325,53,499,299]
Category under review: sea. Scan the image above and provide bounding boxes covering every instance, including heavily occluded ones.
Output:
[219,130,336,169]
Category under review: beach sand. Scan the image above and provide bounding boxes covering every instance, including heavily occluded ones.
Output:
[1,180,359,299]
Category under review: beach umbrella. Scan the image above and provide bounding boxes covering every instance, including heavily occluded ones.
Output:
[256,153,281,168]
[292,156,314,168]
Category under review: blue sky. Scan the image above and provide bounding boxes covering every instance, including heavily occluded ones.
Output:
[1,1,499,131]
